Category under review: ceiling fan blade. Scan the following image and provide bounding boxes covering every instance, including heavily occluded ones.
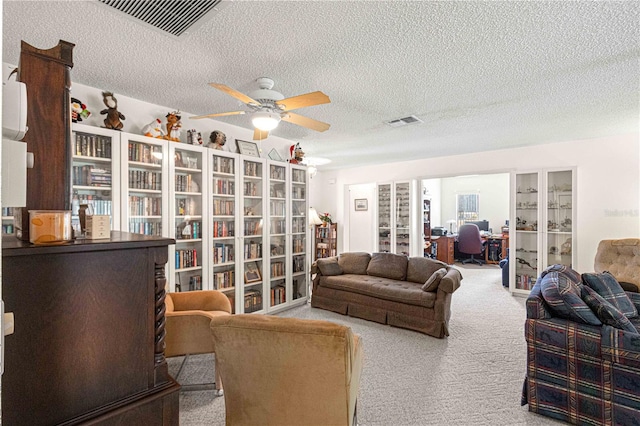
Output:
[282,112,330,132]
[276,91,330,111]
[253,128,269,140]
[209,83,261,106]
[190,111,246,119]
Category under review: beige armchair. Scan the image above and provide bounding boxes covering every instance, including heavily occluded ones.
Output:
[210,314,364,426]
[594,238,640,292]
[165,290,232,393]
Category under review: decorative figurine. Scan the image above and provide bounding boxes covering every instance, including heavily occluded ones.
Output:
[209,130,226,150]
[165,111,182,142]
[288,143,305,164]
[100,91,125,130]
[142,118,166,139]
[187,129,203,145]
[70,97,91,123]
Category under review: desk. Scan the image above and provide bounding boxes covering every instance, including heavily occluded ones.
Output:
[451,234,509,264]
[432,235,455,264]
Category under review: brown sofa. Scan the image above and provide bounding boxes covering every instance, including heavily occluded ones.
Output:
[311,252,462,338]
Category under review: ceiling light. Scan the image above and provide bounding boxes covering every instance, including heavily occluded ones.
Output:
[252,111,281,131]
[307,165,318,178]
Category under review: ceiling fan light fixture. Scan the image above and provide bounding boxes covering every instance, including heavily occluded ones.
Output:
[252,111,281,131]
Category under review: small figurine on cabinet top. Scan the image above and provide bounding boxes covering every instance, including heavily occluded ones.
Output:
[209,130,226,150]
[187,129,203,145]
[70,97,91,123]
[288,143,305,164]
[142,118,166,139]
[165,111,182,142]
[100,91,125,130]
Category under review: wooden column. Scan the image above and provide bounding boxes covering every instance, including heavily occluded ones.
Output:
[14,40,74,241]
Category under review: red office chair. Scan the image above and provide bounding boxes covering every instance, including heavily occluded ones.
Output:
[458,224,486,265]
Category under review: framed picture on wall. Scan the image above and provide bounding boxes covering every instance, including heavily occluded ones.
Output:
[268,148,284,161]
[236,140,261,157]
[354,198,368,211]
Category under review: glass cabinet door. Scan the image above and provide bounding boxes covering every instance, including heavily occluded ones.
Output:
[172,144,204,292]
[211,151,238,312]
[290,166,308,302]
[377,184,392,252]
[241,158,265,313]
[514,172,540,291]
[124,135,166,237]
[546,169,574,268]
[268,163,287,308]
[72,124,120,233]
[395,182,410,256]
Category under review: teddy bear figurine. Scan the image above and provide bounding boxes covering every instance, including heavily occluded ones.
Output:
[165,111,182,142]
[100,91,125,130]
[142,118,166,139]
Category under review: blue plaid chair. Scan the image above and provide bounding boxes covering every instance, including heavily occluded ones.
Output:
[522,280,640,425]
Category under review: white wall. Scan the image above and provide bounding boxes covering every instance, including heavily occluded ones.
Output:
[438,173,510,233]
[346,183,376,252]
[310,133,640,273]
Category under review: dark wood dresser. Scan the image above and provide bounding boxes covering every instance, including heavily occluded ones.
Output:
[2,232,179,425]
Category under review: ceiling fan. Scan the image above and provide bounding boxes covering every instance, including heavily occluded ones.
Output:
[190,77,331,140]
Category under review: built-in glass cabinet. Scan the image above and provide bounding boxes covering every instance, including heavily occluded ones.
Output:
[510,168,576,296]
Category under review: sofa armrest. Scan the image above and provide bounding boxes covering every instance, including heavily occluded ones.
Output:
[438,268,462,293]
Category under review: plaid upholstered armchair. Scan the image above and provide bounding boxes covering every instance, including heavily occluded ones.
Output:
[522,266,640,425]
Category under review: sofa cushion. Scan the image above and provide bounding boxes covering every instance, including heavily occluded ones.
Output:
[320,274,436,308]
[540,271,602,326]
[367,252,408,280]
[422,268,447,292]
[581,285,638,333]
[406,257,448,284]
[582,272,638,318]
[338,252,371,275]
[317,258,343,276]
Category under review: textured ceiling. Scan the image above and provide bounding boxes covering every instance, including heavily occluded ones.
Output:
[3,1,639,170]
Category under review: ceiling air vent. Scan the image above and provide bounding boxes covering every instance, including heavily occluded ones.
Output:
[97,0,223,37]
[385,115,423,128]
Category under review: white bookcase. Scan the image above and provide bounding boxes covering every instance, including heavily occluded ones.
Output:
[120,133,170,238]
[210,149,240,311]
[267,161,288,311]
[169,142,207,293]
[71,123,122,232]
[510,168,576,296]
[289,164,309,306]
[239,156,267,314]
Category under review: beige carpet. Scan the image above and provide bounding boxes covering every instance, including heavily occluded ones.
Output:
[169,264,562,425]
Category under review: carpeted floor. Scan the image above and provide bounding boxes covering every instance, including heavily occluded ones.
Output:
[169,264,562,425]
